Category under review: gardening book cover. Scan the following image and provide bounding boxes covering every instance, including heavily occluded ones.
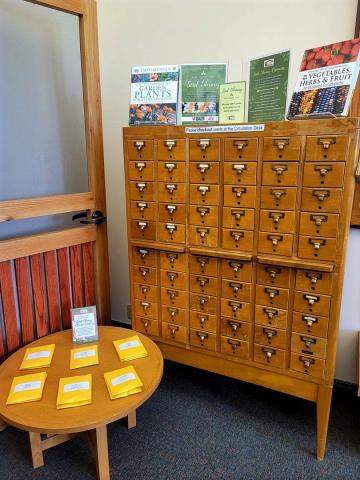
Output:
[181,63,227,124]
[287,39,360,118]
[129,65,179,125]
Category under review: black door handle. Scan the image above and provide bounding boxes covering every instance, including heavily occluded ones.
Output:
[72,210,107,225]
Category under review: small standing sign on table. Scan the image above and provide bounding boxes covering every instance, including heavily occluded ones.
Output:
[71,306,99,344]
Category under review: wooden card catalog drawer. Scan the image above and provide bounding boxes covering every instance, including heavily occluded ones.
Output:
[161,305,186,325]
[295,270,333,295]
[189,293,217,314]
[223,162,257,185]
[134,300,158,319]
[256,264,291,288]
[129,160,154,181]
[305,135,348,161]
[130,181,155,201]
[190,311,217,333]
[220,318,250,341]
[291,333,327,359]
[162,323,187,344]
[160,269,186,290]
[298,236,337,262]
[157,139,185,161]
[130,220,156,241]
[263,137,300,161]
[222,229,254,251]
[134,317,159,337]
[259,210,295,234]
[301,188,342,213]
[131,201,156,221]
[290,353,325,379]
[158,203,186,223]
[224,185,256,208]
[223,207,255,230]
[254,325,287,350]
[224,138,258,161]
[255,305,288,329]
[189,138,220,161]
[189,255,218,277]
[292,312,329,338]
[255,285,289,309]
[189,161,220,184]
[189,205,219,227]
[254,344,286,368]
[262,162,299,186]
[190,184,219,205]
[221,259,252,282]
[257,232,293,256]
[132,247,157,267]
[293,291,331,317]
[161,288,187,308]
[221,279,251,302]
[158,222,186,244]
[190,274,218,296]
[189,226,218,247]
[220,337,249,359]
[260,187,297,210]
[190,329,216,351]
[220,299,251,321]
[134,283,158,302]
[157,161,186,183]
[299,212,339,237]
[158,182,186,203]
[160,252,186,272]
[303,162,345,188]
[127,139,153,160]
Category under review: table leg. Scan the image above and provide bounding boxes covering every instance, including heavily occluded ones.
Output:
[127,410,136,429]
[29,432,44,468]
[87,425,110,480]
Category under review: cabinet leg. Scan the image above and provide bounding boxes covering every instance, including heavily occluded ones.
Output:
[29,432,44,468]
[87,425,110,480]
[127,410,136,429]
[316,384,333,461]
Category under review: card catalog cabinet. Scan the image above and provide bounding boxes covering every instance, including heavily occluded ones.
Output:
[123,119,359,460]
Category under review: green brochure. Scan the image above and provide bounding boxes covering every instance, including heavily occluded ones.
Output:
[181,63,227,124]
[248,50,290,122]
[219,82,246,124]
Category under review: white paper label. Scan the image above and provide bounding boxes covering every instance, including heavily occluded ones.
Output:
[118,340,140,351]
[73,349,96,360]
[111,373,136,386]
[14,380,41,393]
[185,124,265,134]
[27,351,51,360]
[63,381,90,393]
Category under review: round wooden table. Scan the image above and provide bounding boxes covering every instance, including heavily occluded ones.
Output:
[0,326,163,480]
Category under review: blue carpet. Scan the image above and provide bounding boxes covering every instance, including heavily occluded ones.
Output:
[0,360,359,479]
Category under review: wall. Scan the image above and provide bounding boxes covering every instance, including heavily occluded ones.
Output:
[97,0,360,383]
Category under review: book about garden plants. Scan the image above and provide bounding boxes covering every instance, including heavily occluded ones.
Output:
[287,38,360,118]
[129,65,179,125]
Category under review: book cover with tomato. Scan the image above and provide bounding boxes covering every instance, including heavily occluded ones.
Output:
[287,39,360,118]
[129,65,179,126]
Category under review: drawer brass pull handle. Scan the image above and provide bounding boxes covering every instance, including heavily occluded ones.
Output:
[228,320,241,333]
[265,287,279,299]
[304,294,319,306]
[197,163,210,174]
[199,297,208,306]
[229,282,242,293]
[269,211,284,224]
[165,139,176,150]
[265,266,280,279]
[136,182,147,192]
[137,221,148,231]
[267,234,283,246]
[139,267,149,278]
[165,163,176,173]
[264,328,277,340]
[229,301,242,312]
[166,204,177,214]
[167,272,178,282]
[141,301,150,312]
[229,261,243,272]
[198,185,210,196]
[166,253,178,263]
[228,338,241,351]
[314,165,332,177]
[141,286,149,294]
[197,256,209,268]
[271,189,286,200]
[168,325,179,337]
[312,189,329,202]
[231,230,245,242]
[310,214,327,227]
[197,277,209,287]
[309,238,326,250]
[303,315,318,327]
[165,223,177,234]
[272,164,288,176]
[196,206,210,217]
[264,308,278,320]
[233,140,248,151]
[273,138,290,150]
[197,227,209,238]
[198,139,210,150]
[135,162,146,172]
[137,202,148,212]
[301,335,316,349]
[305,271,322,284]
[232,186,247,198]
[317,137,336,149]
[262,347,276,359]
[140,318,150,329]
[138,248,149,258]
[232,164,247,174]
[135,140,145,151]
[167,289,178,300]
[198,314,208,325]
[166,184,177,194]
[300,356,315,369]
[196,331,208,344]
[231,209,245,220]
[168,307,178,318]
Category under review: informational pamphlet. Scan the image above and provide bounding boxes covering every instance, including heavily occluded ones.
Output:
[181,63,227,124]
[6,372,47,405]
[287,39,360,118]
[104,366,143,400]
[129,65,179,125]
[71,306,98,344]
[56,374,92,409]
[219,82,246,124]
[248,50,290,122]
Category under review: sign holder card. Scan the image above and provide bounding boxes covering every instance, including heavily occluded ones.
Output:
[71,306,98,344]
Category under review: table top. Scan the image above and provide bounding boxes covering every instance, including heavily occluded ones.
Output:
[0,326,163,434]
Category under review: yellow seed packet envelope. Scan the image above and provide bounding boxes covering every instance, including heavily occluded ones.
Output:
[20,344,55,370]
[70,345,99,370]
[6,372,47,405]
[104,366,143,400]
[113,335,148,362]
[56,374,92,409]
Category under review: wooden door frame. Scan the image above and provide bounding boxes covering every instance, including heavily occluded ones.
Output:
[0,0,110,323]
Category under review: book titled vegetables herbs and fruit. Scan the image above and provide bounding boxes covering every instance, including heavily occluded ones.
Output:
[288,38,360,118]
[129,65,179,126]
